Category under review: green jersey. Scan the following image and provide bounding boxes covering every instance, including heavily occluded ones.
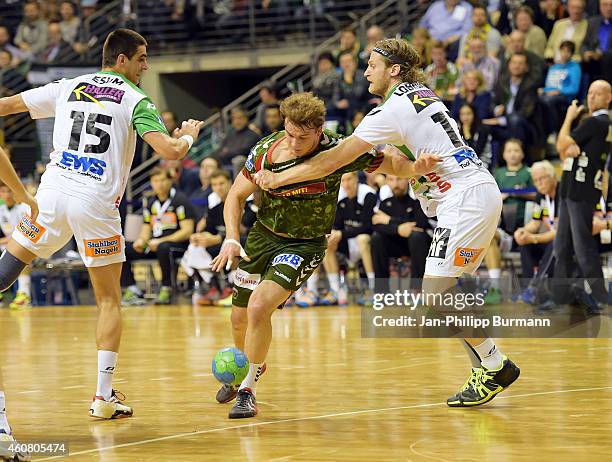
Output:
[242,129,384,239]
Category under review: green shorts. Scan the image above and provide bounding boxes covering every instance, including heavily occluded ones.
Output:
[232,221,327,308]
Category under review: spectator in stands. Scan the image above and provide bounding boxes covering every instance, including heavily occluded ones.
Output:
[409,27,433,68]
[36,21,75,64]
[74,0,108,61]
[450,69,493,121]
[537,0,564,38]
[0,50,30,96]
[185,169,237,305]
[0,26,29,65]
[496,0,540,35]
[160,158,201,198]
[359,25,384,63]
[214,106,260,177]
[312,52,339,117]
[499,30,545,85]
[121,167,196,306]
[424,41,458,105]
[254,81,280,133]
[513,160,558,285]
[0,182,31,309]
[190,156,220,217]
[15,1,48,55]
[458,37,500,92]
[545,0,588,62]
[314,172,377,306]
[495,139,535,231]
[581,0,612,83]
[458,4,502,64]
[261,104,283,136]
[418,0,473,61]
[334,28,361,65]
[59,1,80,44]
[551,81,611,313]
[540,40,582,136]
[513,5,548,58]
[484,52,540,148]
[371,174,432,293]
[457,103,494,170]
[333,51,369,133]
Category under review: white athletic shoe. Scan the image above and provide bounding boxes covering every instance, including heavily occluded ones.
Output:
[0,430,31,461]
[89,390,133,419]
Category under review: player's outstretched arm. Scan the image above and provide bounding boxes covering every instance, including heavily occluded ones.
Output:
[0,146,38,219]
[255,135,374,190]
[374,147,442,178]
[143,119,204,160]
[0,95,28,116]
[210,173,256,272]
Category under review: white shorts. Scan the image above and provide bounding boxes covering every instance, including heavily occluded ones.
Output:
[12,188,125,268]
[424,183,502,277]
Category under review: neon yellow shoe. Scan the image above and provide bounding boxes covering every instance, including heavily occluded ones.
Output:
[9,291,31,310]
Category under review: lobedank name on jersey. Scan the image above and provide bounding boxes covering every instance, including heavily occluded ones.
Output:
[69,83,125,104]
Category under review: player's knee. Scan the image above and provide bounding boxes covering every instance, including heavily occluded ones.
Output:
[0,250,27,292]
[246,298,274,324]
[231,308,248,331]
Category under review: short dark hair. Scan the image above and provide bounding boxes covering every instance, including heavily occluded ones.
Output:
[559,40,576,55]
[317,51,335,65]
[102,28,147,67]
[149,166,172,179]
[261,80,279,96]
[265,103,281,112]
[210,169,231,181]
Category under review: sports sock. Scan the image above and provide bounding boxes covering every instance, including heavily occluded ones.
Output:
[17,275,31,296]
[306,272,318,293]
[239,363,265,395]
[460,339,481,368]
[96,350,118,400]
[327,273,340,293]
[488,268,501,289]
[366,272,375,291]
[473,338,503,370]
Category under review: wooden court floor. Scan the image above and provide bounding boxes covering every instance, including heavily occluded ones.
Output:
[0,304,611,461]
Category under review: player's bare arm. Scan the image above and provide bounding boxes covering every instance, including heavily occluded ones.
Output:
[0,145,38,220]
[143,119,205,160]
[210,173,255,272]
[0,94,28,116]
[373,147,442,178]
[254,134,373,190]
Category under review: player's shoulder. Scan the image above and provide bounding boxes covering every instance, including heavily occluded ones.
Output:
[385,81,443,112]
[245,131,282,172]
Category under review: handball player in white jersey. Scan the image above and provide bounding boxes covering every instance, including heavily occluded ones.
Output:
[0,29,204,423]
[255,38,520,407]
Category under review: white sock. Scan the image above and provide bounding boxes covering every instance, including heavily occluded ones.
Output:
[239,363,265,395]
[307,273,318,293]
[0,391,10,434]
[96,350,118,400]
[366,272,375,290]
[17,275,31,296]
[488,268,501,289]
[327,273,340,293]
[473,338,503,370]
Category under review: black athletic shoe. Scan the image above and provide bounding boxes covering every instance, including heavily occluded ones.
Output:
[228,388,258,419]
[216,384,238,404]
[447,356,520,407]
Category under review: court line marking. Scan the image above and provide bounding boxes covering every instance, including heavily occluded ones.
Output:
[37,385,612,460]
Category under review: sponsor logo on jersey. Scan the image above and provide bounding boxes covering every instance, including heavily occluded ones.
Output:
[269,181,327,197]
[407,88,441,113]
[452,149,483,169]
[68,83,125,106]
[424,171,452,193]
[273,270,292,283]
[84,235,121,258]
[428,227,451,259]
[453,247,483,267]
[58,152,106,181]
[234,269,261,291]
[245,149,255,171]
[16,215,46,243]
[271,253,304,270]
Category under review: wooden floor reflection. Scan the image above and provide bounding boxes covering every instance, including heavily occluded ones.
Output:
[0,304,611,461]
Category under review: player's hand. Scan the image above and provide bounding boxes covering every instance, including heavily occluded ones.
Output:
[210,239,251,272]
[254,169,279,191]
[565,144,580,158]
[412,153,442,176]
[148,238,162,252]
[14,189,38,221]
[133,239,147,253]
[566,100,584,121]
[176,119,205,139]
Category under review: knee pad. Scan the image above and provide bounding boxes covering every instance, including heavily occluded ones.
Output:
[0,250,27,292]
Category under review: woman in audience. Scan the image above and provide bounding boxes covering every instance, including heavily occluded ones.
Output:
[458,103,494,171]
[450,70,493,121]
